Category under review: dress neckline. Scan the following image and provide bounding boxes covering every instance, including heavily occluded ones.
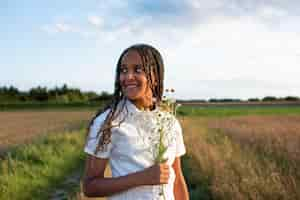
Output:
[124,98,159,114]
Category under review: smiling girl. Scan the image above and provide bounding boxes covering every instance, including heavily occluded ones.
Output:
[82,44,189,200]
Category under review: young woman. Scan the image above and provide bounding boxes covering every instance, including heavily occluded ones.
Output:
[82,44,189,200]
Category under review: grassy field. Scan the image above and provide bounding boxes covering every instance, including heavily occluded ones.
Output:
[181,107,300,200]
[0,105,299,199]
[0,110,103,200]
[0,111,94,153]
[0,102,104,111]
[0,128,86,200]
[178,105,300,117]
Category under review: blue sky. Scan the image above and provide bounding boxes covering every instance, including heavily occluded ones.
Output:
[1,0,300,99]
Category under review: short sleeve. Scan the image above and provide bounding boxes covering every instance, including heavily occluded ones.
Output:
[174,119,186,157]
[84,110,113,159]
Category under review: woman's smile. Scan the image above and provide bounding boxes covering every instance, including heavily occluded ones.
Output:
[124,83,140,94]
[124,83,139,89]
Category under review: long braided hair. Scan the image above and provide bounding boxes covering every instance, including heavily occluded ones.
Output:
[86,44,165,154]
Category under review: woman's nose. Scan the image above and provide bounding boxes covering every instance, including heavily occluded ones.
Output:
[125,71,135,80]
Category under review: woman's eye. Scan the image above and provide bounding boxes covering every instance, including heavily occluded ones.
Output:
[135,66,143,73]
[120,68,128,73]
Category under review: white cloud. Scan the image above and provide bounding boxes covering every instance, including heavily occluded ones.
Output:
[55,23,72,32]
[41,22,76,34]
[164,15,300,77]
[257,6,287,19]
[187,0,224,10]
[88,15,103,27]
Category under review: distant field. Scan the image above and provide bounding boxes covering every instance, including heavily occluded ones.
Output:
[0,102,105,111]
[178,104,300,117]
[0,111,95,152]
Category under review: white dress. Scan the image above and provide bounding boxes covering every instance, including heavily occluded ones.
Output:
[84,99,186,200]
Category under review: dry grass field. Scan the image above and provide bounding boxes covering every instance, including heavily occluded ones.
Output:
[207,115,300,161]
[0,111,94,152]
[181,115,300,199]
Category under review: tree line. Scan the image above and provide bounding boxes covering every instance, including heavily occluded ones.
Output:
[178,96,300,103]
[0,84,112,103]
[1,85,299,104]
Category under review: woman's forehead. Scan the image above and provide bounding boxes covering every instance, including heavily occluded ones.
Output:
[121,50,142,65]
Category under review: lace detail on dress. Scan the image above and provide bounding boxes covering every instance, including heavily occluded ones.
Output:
[126,109,177,162]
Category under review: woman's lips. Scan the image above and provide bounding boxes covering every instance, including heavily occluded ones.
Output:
[126,85,138,89]
[123,83,139,89]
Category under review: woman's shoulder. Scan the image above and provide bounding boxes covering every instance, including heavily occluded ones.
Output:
[91,99,127,126]
[91,108,111,127]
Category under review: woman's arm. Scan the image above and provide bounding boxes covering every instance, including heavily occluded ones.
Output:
[172,156,189,200]
[82,155,170,197]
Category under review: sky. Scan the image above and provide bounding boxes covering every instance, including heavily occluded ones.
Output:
[1,0,300,100]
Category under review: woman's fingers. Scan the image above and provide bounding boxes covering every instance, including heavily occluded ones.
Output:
[143,161,171,185]
[159,162,170,184]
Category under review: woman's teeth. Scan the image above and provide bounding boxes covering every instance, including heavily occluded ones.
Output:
[126,85,137,89]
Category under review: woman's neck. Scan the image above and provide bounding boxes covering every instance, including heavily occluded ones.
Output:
[131,98,154,111]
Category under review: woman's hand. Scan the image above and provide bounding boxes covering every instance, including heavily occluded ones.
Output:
[142,161,170,185]
[83,156,170,197]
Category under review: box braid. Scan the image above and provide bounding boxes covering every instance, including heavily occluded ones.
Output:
[85,44,165,154]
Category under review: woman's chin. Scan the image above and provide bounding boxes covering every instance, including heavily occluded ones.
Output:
[124,93,140,100]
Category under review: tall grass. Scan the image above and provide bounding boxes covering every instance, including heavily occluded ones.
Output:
[0,129,86,200]
[181,117,300,200]
[207,115,300,163]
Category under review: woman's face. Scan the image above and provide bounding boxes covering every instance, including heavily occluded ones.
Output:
[119,50,153,106]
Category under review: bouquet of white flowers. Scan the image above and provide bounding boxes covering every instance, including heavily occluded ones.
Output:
[154,88,181,200]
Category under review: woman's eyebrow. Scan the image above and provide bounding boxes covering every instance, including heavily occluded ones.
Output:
[121,63,142,68]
